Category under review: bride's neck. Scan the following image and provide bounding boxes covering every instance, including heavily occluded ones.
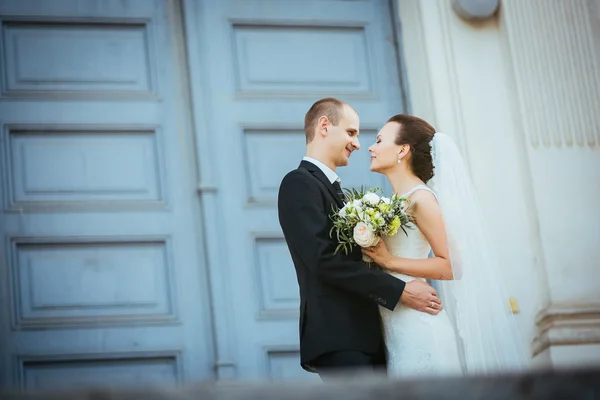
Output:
[386,168,424,196]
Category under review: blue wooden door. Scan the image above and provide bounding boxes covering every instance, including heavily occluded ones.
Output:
[0,0,214,390]
[186,0,406,380]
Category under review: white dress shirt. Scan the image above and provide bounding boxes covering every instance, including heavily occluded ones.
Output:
[302,157,340,184]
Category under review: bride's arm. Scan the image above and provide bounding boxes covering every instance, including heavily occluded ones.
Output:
[361,190,454,280]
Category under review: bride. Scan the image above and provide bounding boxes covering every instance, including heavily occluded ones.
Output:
[361,114,528,378]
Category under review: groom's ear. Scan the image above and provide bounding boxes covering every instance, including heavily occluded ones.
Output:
[317,116,330,137]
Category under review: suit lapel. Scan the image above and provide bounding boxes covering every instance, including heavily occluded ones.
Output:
[299,160,344,208]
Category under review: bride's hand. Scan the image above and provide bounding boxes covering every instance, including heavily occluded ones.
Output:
[361,239,391,267]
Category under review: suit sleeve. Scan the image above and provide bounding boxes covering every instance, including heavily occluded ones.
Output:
[278,170,405,311]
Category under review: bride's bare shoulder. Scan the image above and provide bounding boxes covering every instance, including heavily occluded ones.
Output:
[408,188,437,204]
[408,189,440,215]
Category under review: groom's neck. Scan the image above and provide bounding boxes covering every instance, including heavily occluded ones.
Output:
[305,148,336,172]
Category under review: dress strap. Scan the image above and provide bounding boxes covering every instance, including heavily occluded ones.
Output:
[400,184,437,200]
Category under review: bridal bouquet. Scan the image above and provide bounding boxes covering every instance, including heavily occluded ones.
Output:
[329,187,413,264]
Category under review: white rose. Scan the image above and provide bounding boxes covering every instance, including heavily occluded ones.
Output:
[352,199,363,212]
[381,196,391,204]
[353,222,380,247]
[363,192,380,206]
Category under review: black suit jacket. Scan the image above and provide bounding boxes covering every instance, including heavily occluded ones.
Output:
[277,160,406,371]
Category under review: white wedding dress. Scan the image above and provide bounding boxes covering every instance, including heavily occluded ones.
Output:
[379,185,463,378]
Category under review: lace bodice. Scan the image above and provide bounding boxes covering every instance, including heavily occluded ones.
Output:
[378,184,463,379]
[383,185,435,283]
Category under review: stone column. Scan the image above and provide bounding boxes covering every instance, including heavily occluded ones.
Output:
[501,0,600,367]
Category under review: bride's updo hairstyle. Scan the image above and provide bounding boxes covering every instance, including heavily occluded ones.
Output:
[388,114,436,183]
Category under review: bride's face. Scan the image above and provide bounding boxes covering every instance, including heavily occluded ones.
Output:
[369,122,402,173]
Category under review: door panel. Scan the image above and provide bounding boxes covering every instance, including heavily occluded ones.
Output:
[0,0,213,390]
[186,0,405,380]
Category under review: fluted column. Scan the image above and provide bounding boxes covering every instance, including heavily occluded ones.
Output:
[502,0,600,367]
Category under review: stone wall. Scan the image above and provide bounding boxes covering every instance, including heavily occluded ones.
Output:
[2,368,599,400]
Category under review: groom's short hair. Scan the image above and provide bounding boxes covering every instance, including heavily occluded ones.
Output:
[304,97,346,143]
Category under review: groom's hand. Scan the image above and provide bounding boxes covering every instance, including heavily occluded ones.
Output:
[399,280,442,315]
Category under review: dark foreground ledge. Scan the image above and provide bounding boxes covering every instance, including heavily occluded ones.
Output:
[2,368,599,400]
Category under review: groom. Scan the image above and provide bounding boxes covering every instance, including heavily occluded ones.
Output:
[278,98,442,379]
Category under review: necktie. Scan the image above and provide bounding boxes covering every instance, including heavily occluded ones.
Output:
[332,179,344,201]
